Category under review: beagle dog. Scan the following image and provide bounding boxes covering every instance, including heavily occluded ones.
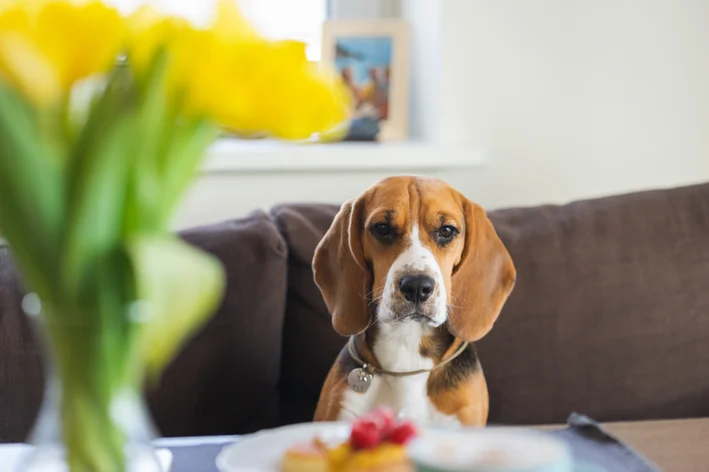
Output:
[312,176,516,427]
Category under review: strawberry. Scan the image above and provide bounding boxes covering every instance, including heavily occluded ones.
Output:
[371,407,396,436]
[350,418,382,449]
[387,421,418,445]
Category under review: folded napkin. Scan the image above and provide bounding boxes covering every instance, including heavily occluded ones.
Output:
[548,413,661,472]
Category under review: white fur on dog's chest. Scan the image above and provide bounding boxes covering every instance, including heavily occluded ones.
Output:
[338,322,461,428]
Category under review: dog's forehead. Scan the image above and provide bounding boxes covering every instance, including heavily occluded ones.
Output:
[364,177,462,224]
[416,179,463,217]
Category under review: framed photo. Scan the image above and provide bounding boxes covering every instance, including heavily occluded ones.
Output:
[322,20,410,142]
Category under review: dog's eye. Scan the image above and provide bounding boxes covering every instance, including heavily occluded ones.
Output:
[438,225,458,239]
[372,223,393,239]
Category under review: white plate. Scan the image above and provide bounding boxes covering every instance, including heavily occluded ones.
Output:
[215,423,604,472]
[216,422,350,472]
[408,428,575,472]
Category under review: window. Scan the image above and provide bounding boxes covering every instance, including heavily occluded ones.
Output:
[239,0,326,61]
[106,0,326,60]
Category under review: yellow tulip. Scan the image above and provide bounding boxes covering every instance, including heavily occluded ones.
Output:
[125,0,351,140]
[201,44,350,140]
[212,0,260,43]
[0,6,58,102]
[125,5,192,76]
[0,3,28,28]
[155,1,350,140]
[0,1,124,104]
[36,2,124,89]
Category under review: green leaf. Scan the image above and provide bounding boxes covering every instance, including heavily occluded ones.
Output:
[62,67,135,293]
[0,83,64,302]
[128,236,225,381]
[122,50,171,234]
[157,118,217,227]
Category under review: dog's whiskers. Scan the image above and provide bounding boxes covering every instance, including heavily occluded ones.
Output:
[450,291,468,304]
[363,287,385,299]
[368,295,382,307]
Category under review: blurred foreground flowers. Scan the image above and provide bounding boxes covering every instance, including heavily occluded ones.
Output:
[0,1,350,471]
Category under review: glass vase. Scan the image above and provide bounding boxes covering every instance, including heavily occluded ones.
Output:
[17,294,164,472]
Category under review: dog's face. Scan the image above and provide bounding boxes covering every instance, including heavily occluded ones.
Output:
[361,178,467,327]
[313,176,516,342]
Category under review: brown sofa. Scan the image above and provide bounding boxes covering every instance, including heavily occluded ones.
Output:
[2,183,709,444]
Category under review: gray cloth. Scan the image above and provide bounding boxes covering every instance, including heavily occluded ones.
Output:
[549,413,660,472]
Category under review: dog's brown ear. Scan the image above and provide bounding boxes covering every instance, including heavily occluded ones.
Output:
[313,197,370,336]
[448,198,516,342]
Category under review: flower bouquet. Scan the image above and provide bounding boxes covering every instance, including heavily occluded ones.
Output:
[0,1,350,471]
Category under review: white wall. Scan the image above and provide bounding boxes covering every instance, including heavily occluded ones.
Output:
[174,0,709,229]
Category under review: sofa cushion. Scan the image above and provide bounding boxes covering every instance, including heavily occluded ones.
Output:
[271,204,345,425]
[480,183,709,425]
[0,211,288,442]
[0,246,43,443]
[273,182,709,425]
[149,212,288,436]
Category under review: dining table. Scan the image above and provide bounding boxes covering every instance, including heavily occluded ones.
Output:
[2,416,708,471]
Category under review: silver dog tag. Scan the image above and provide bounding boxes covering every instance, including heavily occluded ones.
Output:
[348,365,373,393]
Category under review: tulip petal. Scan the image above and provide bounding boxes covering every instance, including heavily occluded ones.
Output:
[128,236,225,381]
[0,1,125,104]
[0,32,60,103]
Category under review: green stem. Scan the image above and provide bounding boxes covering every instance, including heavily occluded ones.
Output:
[41,312,142,472]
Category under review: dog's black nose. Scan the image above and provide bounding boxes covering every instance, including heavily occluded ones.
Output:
[399,275,435,303]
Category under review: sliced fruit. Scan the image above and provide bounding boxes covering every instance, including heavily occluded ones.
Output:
[350,418,383,450]
[388,422,418,445]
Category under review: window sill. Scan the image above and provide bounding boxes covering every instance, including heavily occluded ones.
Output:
[201,138,489,173]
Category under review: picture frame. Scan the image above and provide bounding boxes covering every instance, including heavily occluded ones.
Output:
[321,20,410,142]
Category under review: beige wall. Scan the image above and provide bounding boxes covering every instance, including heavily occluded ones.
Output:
[174,0,709,229]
